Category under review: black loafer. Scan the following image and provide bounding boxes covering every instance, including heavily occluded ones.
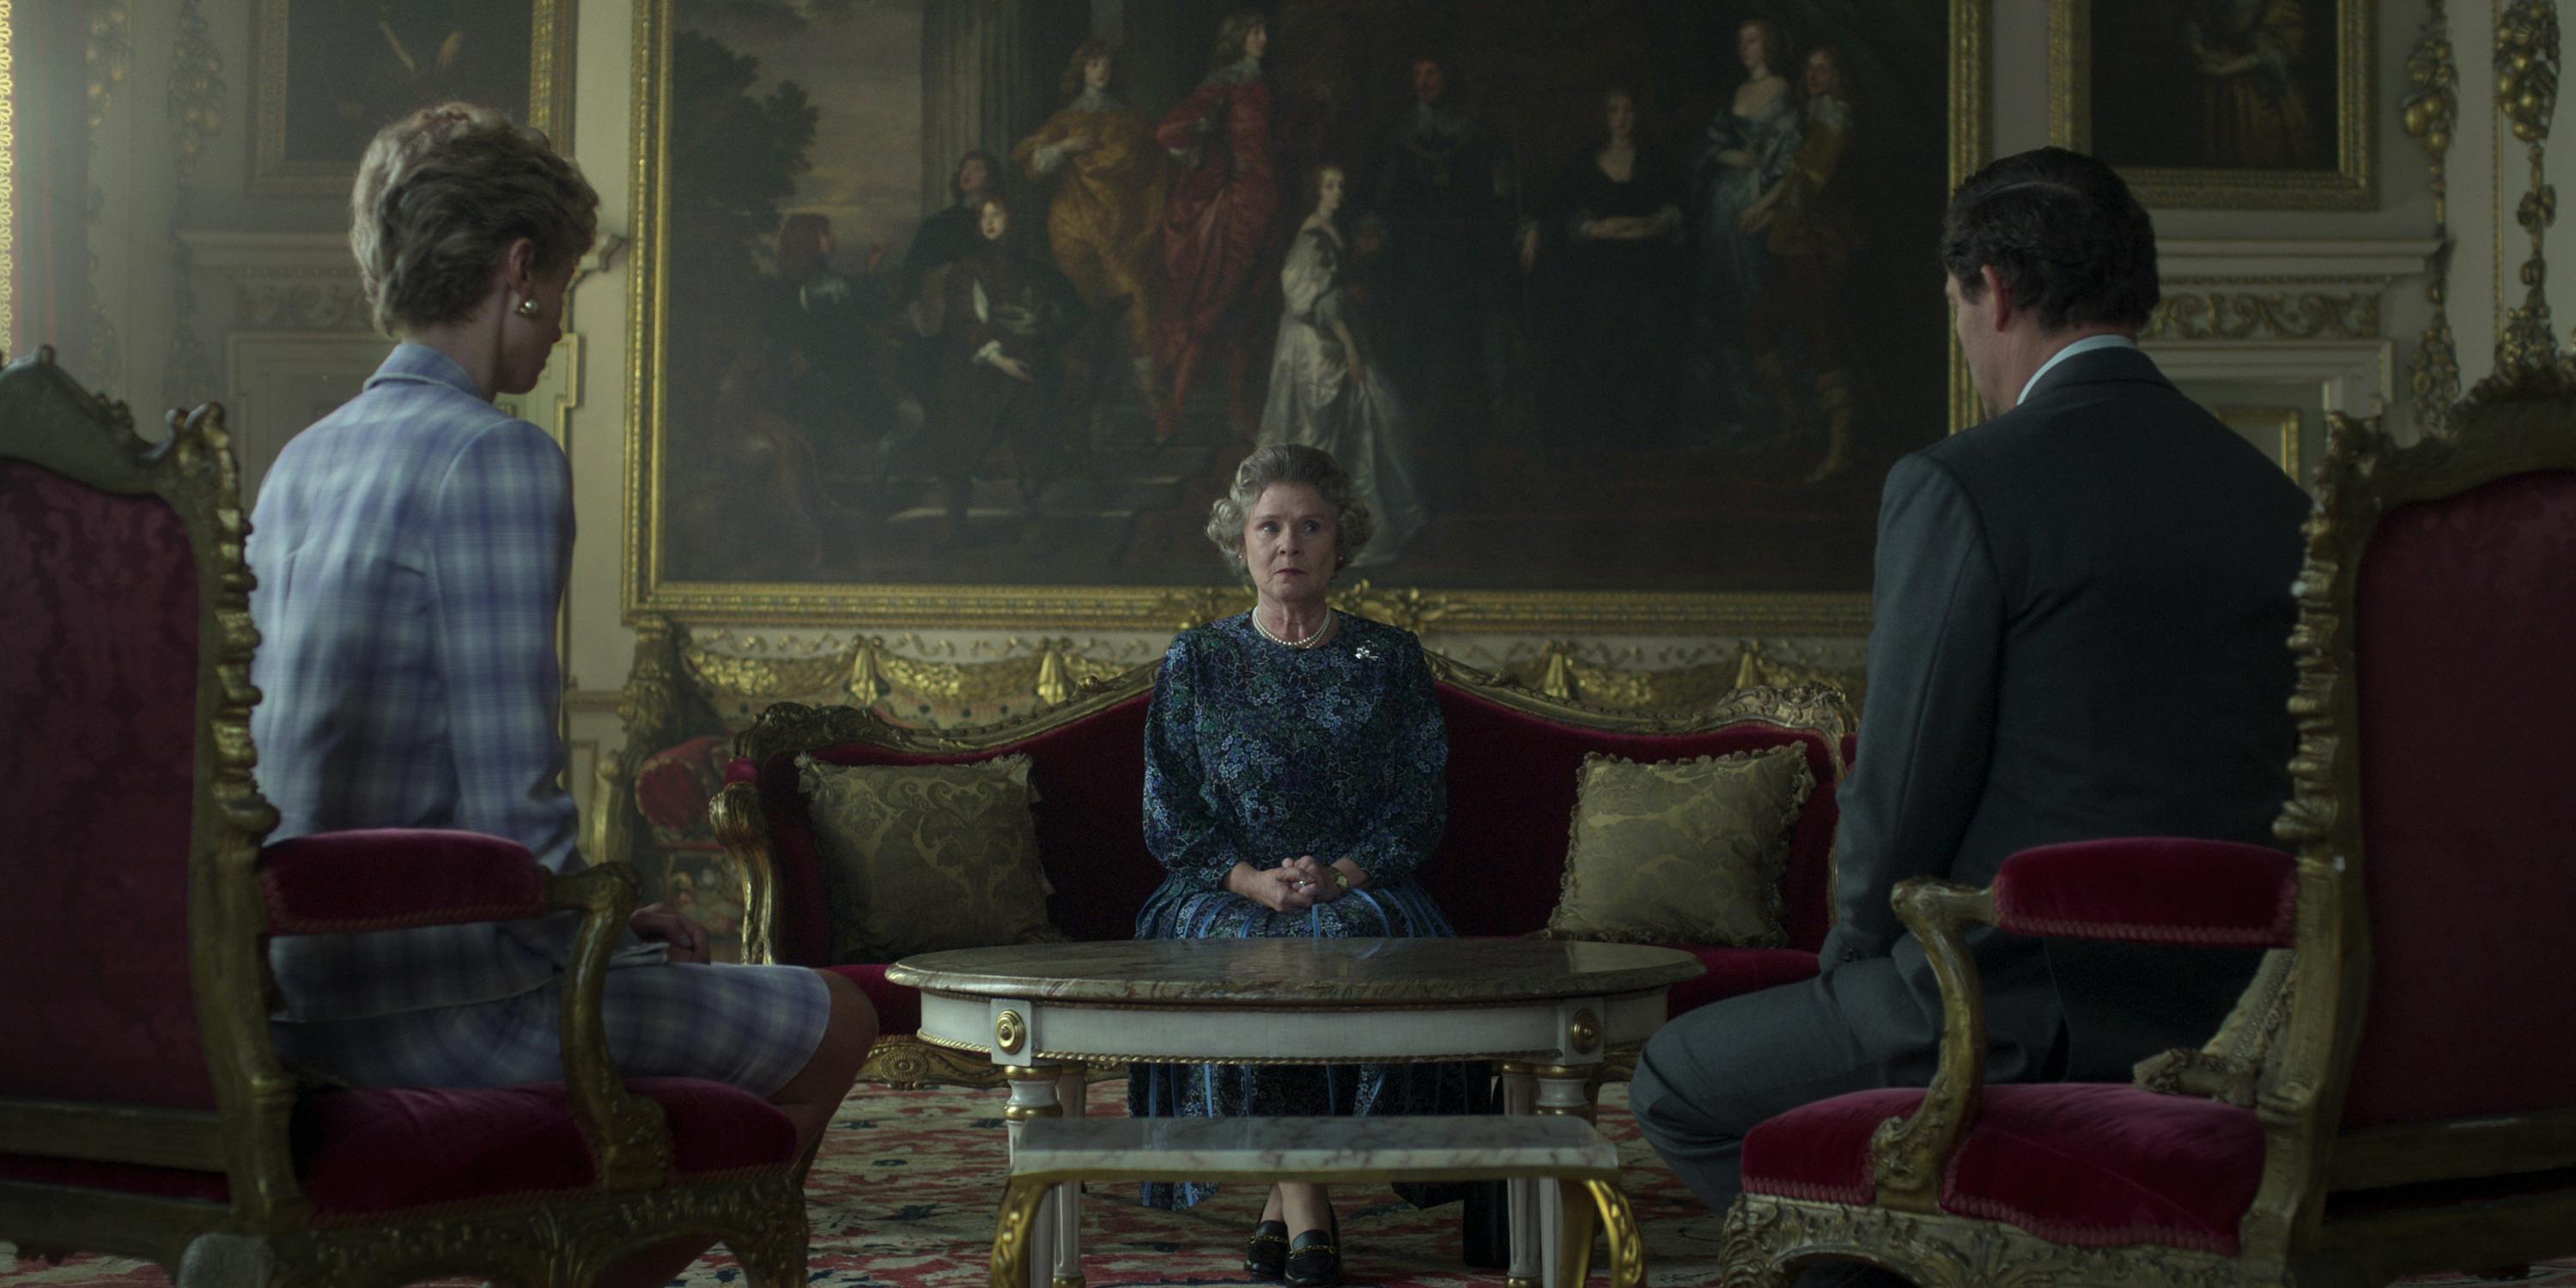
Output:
[1246,1219,1290,1279]
[1284,1215,1342,1288]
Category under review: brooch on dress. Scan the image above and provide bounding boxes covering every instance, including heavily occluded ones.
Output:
[1352,644,1376,660]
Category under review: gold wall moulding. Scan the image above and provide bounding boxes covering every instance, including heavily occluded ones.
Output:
[2143,292,2381,343]
[2494,0,2561,372]
[622,0,1984,636]
[2214,405,2305,480]
[1,0,15,355]
[233,276,374,332]
[86,0,133,133]
[2403,0,2463,430]
[2050,0,2375,210]
[625,616,1868,749]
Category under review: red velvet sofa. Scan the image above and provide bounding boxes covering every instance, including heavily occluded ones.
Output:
[702,654,1857,1086]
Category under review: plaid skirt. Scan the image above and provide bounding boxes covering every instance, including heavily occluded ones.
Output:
[271,958,832,1098]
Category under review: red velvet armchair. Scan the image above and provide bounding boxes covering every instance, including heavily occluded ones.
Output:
[0,351,810,1286]
[1719,360,2576,1286]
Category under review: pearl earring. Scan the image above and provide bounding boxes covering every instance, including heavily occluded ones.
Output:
[514,297,540,318]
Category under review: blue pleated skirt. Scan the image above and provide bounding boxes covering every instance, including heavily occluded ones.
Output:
[1127,876,1489,1210]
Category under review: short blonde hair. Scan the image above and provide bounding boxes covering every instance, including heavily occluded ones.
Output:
[349,103,598,336]
[1204,444,1374,577]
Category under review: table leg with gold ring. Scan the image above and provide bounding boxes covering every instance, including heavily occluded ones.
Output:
[988,1115,1645,1288]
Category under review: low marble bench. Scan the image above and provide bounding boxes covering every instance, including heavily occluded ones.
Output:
[992,1115,1643,1288]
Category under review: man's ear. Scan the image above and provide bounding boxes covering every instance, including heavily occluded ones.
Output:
[1980,264,2014,331]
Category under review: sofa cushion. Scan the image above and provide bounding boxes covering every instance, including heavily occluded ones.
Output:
[1742,1083,2263,1255]
[799,755,1061,963]
[1547,748,1813,947]
[1427,685,1843,948]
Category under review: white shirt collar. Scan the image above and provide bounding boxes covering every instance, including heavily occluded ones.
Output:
[2017,333,2139,406]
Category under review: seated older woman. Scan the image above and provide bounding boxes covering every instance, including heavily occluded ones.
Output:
[1129,442,1479,1288]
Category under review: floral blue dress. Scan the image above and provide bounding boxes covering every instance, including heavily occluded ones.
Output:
[1128,611,1485,1209]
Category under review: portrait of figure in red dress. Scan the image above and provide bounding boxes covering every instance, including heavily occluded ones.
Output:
[643,0,1966,614]
[1150,10,1327,443]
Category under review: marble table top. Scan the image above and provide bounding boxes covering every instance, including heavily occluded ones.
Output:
[1008,1114,1619,1178]
[886,937,1704,1005]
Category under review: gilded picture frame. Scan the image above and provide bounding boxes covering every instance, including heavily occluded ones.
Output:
[251,0,577,197]
[2050,0,2372,210]
[623,0,1989,634]
[2214,404,2304,479]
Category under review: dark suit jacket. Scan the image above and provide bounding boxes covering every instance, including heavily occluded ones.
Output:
[1819,343,2308,1082]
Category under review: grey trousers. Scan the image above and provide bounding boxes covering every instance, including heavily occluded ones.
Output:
[1626,975,1897,1212]
[1628,966,2063,1214]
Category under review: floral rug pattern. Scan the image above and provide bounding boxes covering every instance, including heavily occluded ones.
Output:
[6,1083,2573,1287]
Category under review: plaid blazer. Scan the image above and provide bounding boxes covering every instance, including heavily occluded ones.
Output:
[250,343,586,1022]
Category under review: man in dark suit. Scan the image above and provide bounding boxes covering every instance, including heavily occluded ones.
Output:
[1629,148,2309,1224]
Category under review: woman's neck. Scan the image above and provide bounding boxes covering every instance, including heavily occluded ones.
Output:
[397,320,502,402]
[1256,598,1332,645]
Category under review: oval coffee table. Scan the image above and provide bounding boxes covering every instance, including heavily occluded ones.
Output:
[887,937,1704,1288]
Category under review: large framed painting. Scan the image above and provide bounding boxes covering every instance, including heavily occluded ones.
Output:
[2050,0,2372,209]
[626,0,1986,632]
[252,0,578,197]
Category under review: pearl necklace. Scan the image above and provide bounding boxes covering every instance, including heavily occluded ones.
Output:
[1252,608,1333,650]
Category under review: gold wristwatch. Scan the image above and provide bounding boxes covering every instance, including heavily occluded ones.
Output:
[1328,866,1351,893]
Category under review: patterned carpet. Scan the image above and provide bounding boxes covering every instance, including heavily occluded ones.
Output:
[6,1082,2575,1287]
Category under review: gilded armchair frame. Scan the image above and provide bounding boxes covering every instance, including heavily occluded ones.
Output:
[1720,357,2576,1288]
[714,652,1854,1091]
[0,351,806,1287]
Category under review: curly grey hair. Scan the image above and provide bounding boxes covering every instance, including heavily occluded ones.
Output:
[350,102,599,336]
[1204,443,1375,577]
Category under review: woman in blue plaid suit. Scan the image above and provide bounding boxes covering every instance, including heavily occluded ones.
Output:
[248,102,876,1288]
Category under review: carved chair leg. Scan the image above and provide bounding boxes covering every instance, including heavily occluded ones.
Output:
[733,1224,813,1288]
[1716,1200,1798,1288]
[1585,1179,1645,1288]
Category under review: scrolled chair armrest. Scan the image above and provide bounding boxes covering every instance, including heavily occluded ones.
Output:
[708,776,782,966]
[1866,878,1996,1212]
[549,861,674,1191]
[258,831,673,1191]
[1866,839,2301,1209]
[260,829,550,933]
[1988,836,2299,947]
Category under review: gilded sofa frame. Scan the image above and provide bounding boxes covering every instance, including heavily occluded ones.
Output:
[713,651,1853,1091]
[0,351,806,1287]
[1720,358,2576,1287]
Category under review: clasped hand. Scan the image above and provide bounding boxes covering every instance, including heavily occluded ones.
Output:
[1234,856,1344,913]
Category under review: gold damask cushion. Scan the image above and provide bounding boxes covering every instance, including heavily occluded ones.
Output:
[1546,747,1815,947]
[797,755,1062,963]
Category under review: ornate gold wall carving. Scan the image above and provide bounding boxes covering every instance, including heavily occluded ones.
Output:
[161,0,222,406]
[1,0,15,353]
[2405,1,2463,428]
[623,618,1864,746]
[83,0,130,131]
[233,278,375,331]
[2495,0,2561,370]
[2142,292,2381,342]
[81,1,130,386]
